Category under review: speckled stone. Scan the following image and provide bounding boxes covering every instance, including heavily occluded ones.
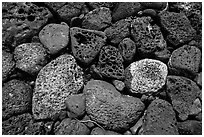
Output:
[32,54,84,120]
[125,59,168,94]
[14,43,48,75]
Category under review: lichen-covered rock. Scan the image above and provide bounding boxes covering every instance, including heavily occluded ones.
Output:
[159,11,196,47]
[70,27,106,65]
[2,50,15,82]
[131,16,167,58]
[2,2,52,49]
[56,2,84,24]
[39,22,70,55]
[118,38,136,63]
[97,45,125,80]
[104,18,131,45]
[166,75,200,121]
[65,94,86,118]
[91,127,121,135]
[32,54,84,120]
[2,80,32,120]
[112,2,142,22]
[168,45,201,79]
[14,43,48,75]
[54,118,90,135]
[82,7,112,30]
[141,99,179,135]
[125,59,168,94]
[84,80,145,131]
[2,113,32,135]
[177,120,202,135]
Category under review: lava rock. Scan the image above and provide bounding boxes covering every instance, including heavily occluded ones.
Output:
[112,79,125,92]
[125,59,168,94]
[138,9,158,18]
[80,115,95,129]
[168,45,201,79]
[118,38,136,63]
[154,48,172,63]
[14,43,48,75]
[189,98,202,116]
[130,114,144,135]
[159,11,196,47]
[177,120,202,135]
[140,2,167,10]
[2,50,15,82]
[87,2,116,10]
[112,2,142,22]
[44,2,66,11]
[124,130,132,135]
[39,22,70,55]
[194,72,202,87]
[65,94,86,118]
[2,2,52,49]
[70,27,106,66]
[141,99,179,135]
[20,121,45,135]
[166,75,200,121]
[2,113,32,135]
[2,79,32,120]
[32,54,84,120]
[91,127,121,135]
[84,80,145,131]
[54,118,90,135]
[131,16,167,58]
[104,18,131,45]
[56,2,84,24]
[82,7,112,30]
[97,45,125,80]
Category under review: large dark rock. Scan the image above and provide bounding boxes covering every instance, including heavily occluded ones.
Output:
[70,27,106,66]
[2,80,32,120]
[131,16,167,58]
[2,2,52,49]
[39,22,70,55]
[82,7,112,30]
[14,43,48,75]
[97,45,125,80]
[125,59,168,94]
[166,75,200,121]
[159,11,196,47]
[32,54,84,120]
[141,99,179,135]
[84,80,145,132]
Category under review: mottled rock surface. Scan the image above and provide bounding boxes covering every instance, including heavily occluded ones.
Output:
[177,120,202,135]
[32,54,84,120]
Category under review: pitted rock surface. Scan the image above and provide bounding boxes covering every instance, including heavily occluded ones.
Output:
[70,27,106,65]
[32,54,84,120]
[14,43,48,75]
[84,80,145,131]
[125,59,168,94]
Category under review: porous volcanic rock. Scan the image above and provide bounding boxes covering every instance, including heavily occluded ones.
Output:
[70,27,106,65]
[82,7,112,30]
[84,80,145,131]
[166,75,200,121]
[14,43,48,75]
[2,79,32,120]
[32,54,84,120]
[2,2,52,49]
[91,127,121,135]
[125,59,168,94]
[177,120,202,135]
[141,99,179,135]
[39,22,70,55]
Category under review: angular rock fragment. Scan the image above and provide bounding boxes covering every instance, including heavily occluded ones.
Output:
[125,59,168,94]
[70,27,106,65]
[39,22,70,54]
[32,54,84,120]
[14,43,48,75]
[84,80,145,131]
[166,75,200,121]
[82,7,112,30]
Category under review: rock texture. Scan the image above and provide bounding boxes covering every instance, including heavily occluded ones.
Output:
[32,54,84,120]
